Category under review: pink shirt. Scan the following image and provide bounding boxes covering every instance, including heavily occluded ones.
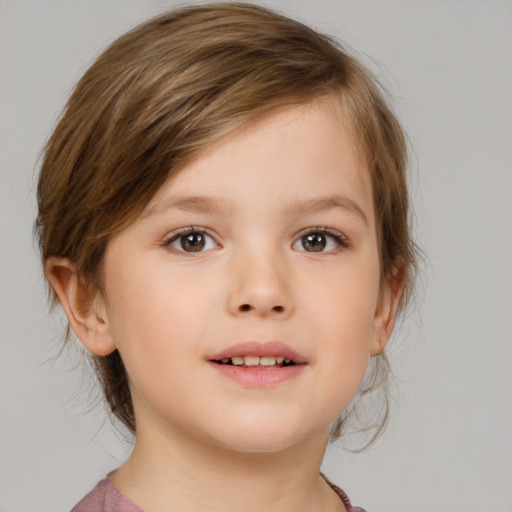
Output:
[71,474,367,512]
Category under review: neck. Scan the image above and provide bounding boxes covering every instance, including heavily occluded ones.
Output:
[110,419,344,512]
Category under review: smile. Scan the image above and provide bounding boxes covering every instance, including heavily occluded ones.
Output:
[208,341,307,387]
[214,356,295,367]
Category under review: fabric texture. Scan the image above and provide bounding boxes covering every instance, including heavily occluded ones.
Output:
[321,473,368,512]
[71,474,367,512]
[71,478,142,512]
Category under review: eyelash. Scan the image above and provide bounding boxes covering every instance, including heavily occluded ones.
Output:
[162,226,218,254]
[294,226,350,253]
[161,226,350,254]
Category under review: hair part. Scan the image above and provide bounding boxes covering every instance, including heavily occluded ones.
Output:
[36,2,418,443]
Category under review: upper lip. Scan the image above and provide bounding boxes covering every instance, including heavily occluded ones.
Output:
[209,341,307,364]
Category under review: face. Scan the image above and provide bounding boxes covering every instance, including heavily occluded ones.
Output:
[99,98,392,453]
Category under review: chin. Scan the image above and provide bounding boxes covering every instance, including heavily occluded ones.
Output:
[221,435,298,454]
[202,419,325,454]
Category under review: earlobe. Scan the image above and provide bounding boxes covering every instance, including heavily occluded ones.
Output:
[45,257,116,356]
[370,270,405,356]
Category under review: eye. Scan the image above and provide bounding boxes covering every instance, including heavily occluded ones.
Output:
[293,228,349,253]
[164,228,217,253]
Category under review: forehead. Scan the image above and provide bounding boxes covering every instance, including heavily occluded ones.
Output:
[144,98,374,225]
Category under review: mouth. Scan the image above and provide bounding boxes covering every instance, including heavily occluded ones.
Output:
[208,341,307,386]
[209,340,307,367]
[211,355,298,368]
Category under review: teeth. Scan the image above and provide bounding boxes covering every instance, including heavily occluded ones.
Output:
[219,355,294,366]
[244,356,260,366]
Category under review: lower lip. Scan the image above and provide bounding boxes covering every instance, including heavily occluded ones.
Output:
[208,362,306,387]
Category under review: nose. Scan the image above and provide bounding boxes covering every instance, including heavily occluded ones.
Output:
[226,249,294,319]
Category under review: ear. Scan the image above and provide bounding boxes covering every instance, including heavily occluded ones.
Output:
[370,270,405,356]
[45,257,116,356]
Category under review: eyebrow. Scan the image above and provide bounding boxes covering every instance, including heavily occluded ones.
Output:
[142,196,235,219]
[143,194,369,226]
[282,195,370,227]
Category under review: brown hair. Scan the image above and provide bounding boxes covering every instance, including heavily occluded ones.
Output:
[36,2,417,441]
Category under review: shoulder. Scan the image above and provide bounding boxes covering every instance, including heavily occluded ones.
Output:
[71,478,143,512]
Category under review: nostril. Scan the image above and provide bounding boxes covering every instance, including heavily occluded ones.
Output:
[237,304,285,313]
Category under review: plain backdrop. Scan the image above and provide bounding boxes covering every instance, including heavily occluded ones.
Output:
[1,1,511,510]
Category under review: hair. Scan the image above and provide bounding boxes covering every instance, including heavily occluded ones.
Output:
[36,2,418,442]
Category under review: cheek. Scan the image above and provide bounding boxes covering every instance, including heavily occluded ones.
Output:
[310,252,381,344]
[104,254,201,338]
[102,257,218,389]
[315,292,375,380]
[301,258,381,415]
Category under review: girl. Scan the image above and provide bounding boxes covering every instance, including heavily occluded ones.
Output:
[36,3,417,511]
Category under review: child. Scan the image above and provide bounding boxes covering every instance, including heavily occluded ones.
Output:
[35,3,417,511]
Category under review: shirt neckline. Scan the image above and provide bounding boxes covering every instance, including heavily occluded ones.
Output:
[102,472,355,511]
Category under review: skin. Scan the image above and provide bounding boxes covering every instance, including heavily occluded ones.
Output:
[47,97,401,512]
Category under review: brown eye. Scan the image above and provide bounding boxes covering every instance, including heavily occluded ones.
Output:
[301,233,327,252]
[293,229,348,253]
[180,232,206,252]
[166,229,217,253]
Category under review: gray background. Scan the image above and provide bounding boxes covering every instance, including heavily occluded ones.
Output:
[1,1,511,510]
